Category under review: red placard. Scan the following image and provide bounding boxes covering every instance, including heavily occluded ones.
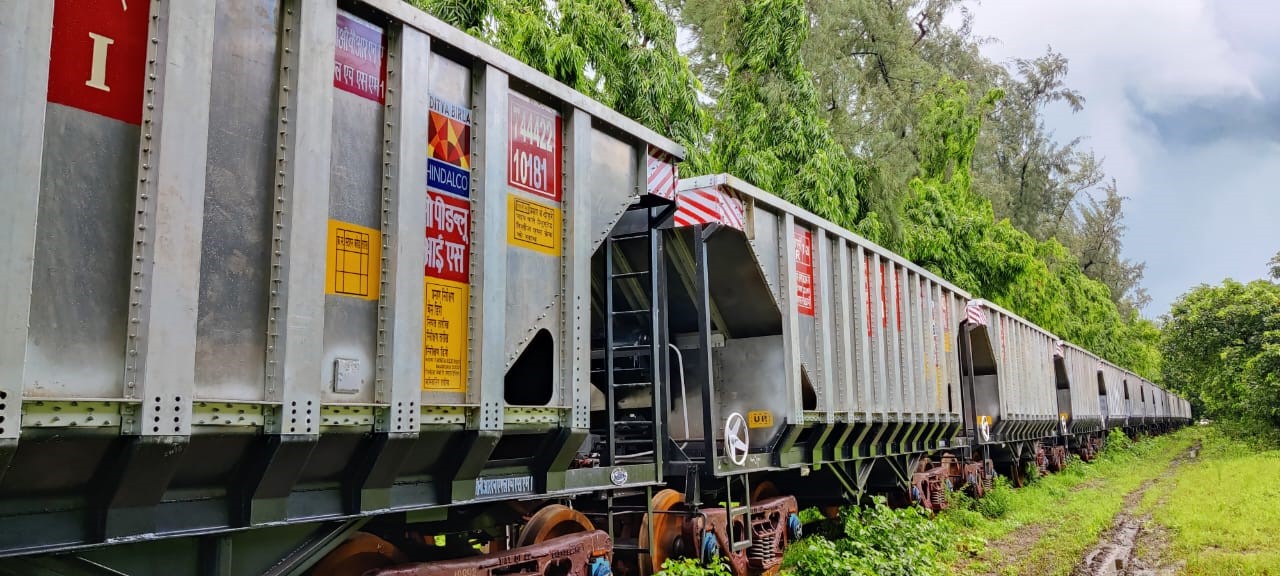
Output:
[334,11,386,103]
[425,191,471,284]
[508,94,562,201]
[865,255,873,336]
[795,226,814,316]
[47,0,151,125]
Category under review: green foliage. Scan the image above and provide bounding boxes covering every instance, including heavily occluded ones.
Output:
[899,80,1160,377]
[782,496,954,576]
[975,476,1012,519]
[679,0,875,239]
[655,557,732,576]
[1161,278,1280,435]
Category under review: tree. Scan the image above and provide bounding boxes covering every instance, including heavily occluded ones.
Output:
[900,80,1159,378]
[678,0,870,236]
[1269,250,1280,281]
[1161,279,1280,434]
[1071,180,1150,316]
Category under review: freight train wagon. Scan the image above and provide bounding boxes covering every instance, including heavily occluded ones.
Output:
[1,0,689,574]
[0,1,1189,575]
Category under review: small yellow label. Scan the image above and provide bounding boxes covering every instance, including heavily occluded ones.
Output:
[944,331,952,353]
[326,219,381,300]
[747,410,774,429]
[423,278,468,393]
[507,195,561,256]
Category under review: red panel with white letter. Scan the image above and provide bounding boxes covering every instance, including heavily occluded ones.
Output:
[47,0,151,125]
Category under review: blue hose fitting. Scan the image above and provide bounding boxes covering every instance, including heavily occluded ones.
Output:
[590,557,613,576]
[787,512,803,541]
[700,531,719,564]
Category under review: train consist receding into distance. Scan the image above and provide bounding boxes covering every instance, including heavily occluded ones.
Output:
[0,1,1189,575]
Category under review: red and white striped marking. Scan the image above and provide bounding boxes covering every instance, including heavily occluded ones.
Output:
[646,146,677,200]
[965,301,987,326]
[673,186,746,231]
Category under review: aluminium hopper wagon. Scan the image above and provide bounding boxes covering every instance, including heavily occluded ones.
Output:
[0,0,684,572]
[665,174,965,496]
[958,300,1059,476]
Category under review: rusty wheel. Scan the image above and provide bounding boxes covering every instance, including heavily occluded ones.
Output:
[640,489,689,575]
[751,481,780,502]
[310,532,408,576]
[516,504,596,548]
[1010,460,1028,488]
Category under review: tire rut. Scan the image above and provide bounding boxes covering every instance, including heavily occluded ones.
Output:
[1071,441,1200,576]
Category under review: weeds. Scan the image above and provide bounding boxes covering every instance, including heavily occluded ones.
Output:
[781,496,954,576]
[655,557,732,576]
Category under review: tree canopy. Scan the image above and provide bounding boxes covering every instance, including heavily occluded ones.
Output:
[1161,277,1280,436]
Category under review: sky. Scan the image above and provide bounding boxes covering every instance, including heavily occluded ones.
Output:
[961,0,1280,317]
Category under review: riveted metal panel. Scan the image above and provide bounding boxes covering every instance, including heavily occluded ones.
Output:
[870,252,887,416]
[420,52,472,407]
[832,237,853,416]
[28,99,139,399]
[502,91,567,409]
[128,0,218,436]
[815,229,835,421]
[780,213,803,423]
[587,128,641,252]
[267,0,337,435]
[902,269,918,417]
[1,1,53,438]
[793,221,819,413]
[471,64,508,429]
[322,9,388,405]
[886,262,904,417]
[853,245,872,419]
[563,109,593,429]
[196,0,282,402]
[381,23,428,431]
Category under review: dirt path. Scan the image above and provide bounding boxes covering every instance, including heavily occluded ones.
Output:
[1071,442,1201,576]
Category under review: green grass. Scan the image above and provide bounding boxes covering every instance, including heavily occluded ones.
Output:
[1140,426,1280,575]
[942,429,1198,575]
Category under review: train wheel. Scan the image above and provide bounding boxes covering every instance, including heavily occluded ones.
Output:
[310,532,408,576]
[516,504,596,548]
[751,481,780,502]
[640,489,689,575]
[1009,461,1027,488]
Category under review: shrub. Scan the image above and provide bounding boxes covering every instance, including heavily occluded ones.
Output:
[781,496,954,576]
[975,476,1012,519]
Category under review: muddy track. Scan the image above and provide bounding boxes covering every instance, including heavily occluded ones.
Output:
[1071,442,1201,576]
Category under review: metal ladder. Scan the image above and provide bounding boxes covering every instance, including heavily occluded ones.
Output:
[598,227,663,466]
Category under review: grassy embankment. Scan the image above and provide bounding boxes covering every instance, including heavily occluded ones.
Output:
[1137,426,1280,575]
[942,428,1197,575]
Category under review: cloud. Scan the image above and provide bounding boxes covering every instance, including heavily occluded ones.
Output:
[965,0,1280,315]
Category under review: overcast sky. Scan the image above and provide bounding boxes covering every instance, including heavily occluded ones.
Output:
[962,0,1280,317]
